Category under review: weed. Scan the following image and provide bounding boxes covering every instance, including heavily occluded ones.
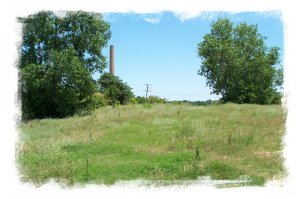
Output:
[177,110,181,117]
[195,146,200,160]
[227,133,232,145]
[89,131,92,140]
[60,143,83,152]
[177,119,195,138]
[84,156,90,182]
[205,161,242,180]
[244,133,255,146]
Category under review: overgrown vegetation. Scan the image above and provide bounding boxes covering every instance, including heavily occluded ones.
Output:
[18,103,285,187]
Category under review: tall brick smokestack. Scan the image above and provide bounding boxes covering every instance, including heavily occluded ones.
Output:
[109,45,114,76]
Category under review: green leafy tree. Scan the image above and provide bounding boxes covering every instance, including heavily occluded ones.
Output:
[197,18,283,104]
[21,49,97,118]
[19,11,111,119]
[98,73,133,105]
[19,11,111,73]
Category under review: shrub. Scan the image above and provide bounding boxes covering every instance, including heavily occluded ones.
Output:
[135,95,166,104]
[147,95,166,104]
[91,92,108,107]
[98,73,133,105]
[21,49,97,119]
[136,96,147,104]
[75,92,107,115]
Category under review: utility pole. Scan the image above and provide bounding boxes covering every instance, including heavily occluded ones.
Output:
[144,84,151,99]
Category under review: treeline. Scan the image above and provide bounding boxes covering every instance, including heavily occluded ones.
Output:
[91,94,167,107]
[168,100,219,106]
[134,96,166,104]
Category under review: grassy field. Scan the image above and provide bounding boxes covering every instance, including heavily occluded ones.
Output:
[17,103,286,187]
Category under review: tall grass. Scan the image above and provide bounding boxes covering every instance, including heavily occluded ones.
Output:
[17,103,286,186]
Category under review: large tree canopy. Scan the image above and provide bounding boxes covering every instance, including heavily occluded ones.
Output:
[197,18,283,104]
[19,11,111,119]
[19,11,111,73]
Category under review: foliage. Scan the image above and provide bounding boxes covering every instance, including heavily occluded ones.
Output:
[19,11,111,73]
[19,11,111,119]
[129,97,138,105]
[197,18,283,104]
[98,73,134,105]
[136,96,147,104]
[147,95,166,104]
[21,49,96,119]
[190,100,219,106]
[135,95,166,104]
[76,92,108,115]
[91,92,108,107]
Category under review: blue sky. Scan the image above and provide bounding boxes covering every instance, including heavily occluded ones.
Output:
[99,12,283,101]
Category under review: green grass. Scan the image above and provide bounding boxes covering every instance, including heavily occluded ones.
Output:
[17,103,286,187]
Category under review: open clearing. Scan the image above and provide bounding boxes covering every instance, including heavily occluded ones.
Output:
[17,103,286,186]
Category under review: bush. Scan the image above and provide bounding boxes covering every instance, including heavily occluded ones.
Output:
[147,95,166,104]
[98,73,133,105]
[129,97,138,105]
[91,92,108,107]
[21,49,97,119]
[75,92,107,115]
[135,95,166,104]
[136,96,147,104]
[269,91,282,104]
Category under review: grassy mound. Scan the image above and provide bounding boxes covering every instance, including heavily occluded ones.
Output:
[17,103,286,186]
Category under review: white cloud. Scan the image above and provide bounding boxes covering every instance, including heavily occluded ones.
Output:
[144,17,160,24]
[174,10,203,22]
